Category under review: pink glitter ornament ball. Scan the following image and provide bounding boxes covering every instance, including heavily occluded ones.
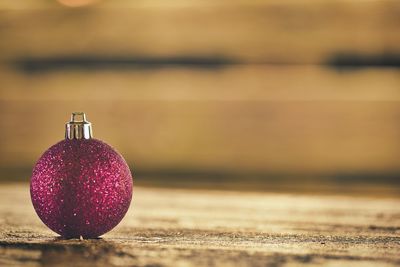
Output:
[30,112,133,238]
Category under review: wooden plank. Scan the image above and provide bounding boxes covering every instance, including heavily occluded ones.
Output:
[1,66,400,175]
[0,184,399,266]
[0,0,399,63]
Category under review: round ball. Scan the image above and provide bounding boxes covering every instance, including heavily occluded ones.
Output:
[30,139,133,238]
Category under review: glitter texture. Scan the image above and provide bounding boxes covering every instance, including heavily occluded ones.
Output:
[30,139,133,238]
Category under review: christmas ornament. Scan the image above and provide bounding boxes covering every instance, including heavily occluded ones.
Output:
[30,112,133,238]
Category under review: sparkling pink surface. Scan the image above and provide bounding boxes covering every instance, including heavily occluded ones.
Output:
[30,139,133,238]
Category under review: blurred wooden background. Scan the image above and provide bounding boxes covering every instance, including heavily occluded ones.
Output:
[0,0,400,193]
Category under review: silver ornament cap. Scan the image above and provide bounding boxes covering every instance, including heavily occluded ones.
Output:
[65,112,93,140]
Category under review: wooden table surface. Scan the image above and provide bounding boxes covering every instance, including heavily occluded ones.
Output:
[0,183,399,267]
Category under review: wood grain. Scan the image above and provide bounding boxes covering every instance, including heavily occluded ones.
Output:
[0,0,399,63]
[0,184,399,266]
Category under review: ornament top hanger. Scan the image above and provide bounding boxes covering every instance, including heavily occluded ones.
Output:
[65,112,93,140]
